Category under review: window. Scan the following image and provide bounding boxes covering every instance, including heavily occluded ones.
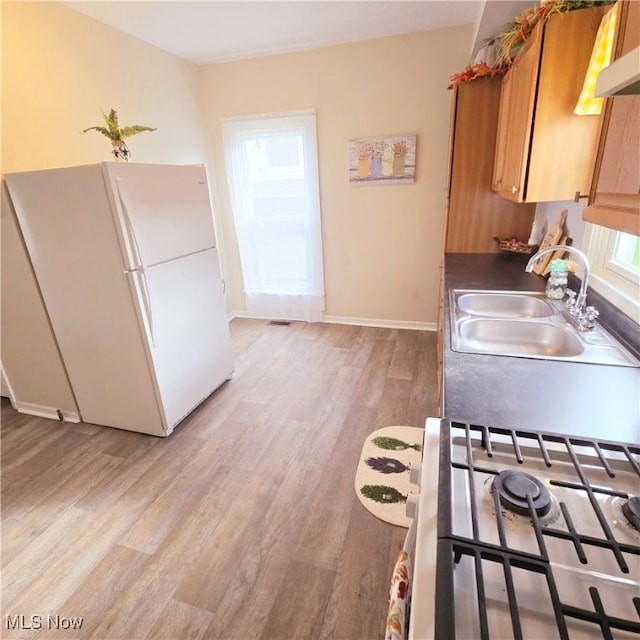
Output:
[221,111,324,322]
[584,223,640,322]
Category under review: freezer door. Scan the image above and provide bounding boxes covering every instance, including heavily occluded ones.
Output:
[103,163,217,268]
[143,247,234,431]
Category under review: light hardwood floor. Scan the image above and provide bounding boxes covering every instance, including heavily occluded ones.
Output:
[1,319,438,640]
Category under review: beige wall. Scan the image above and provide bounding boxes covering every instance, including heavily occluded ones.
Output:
[1,2,211,172]
[1,1,212,414]
[201,26,474,327]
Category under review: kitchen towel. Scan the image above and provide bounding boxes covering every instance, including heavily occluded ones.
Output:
[354,426,423,528]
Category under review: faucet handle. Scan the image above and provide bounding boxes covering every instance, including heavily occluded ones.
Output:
[585,306,599,321]
[580,306,599,330]
[565,289,576,309]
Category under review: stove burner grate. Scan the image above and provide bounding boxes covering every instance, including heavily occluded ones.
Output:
[436,538,640,640]
[436,420,640,639]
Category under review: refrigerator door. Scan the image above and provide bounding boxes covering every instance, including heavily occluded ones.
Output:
[102,163,217,269]
[142,247,234,430]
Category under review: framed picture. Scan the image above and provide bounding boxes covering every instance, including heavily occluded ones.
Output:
[349,134,416,185]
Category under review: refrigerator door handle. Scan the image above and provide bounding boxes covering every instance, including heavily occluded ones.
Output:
[114,179,145,271]
[128,268,157,348]
[116,180,156,347]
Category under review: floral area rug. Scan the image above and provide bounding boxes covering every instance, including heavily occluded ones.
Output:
[354,426,424,528]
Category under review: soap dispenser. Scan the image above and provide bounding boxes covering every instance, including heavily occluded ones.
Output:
[546,259,568,299]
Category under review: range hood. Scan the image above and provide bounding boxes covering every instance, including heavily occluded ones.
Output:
[595,46,640,96]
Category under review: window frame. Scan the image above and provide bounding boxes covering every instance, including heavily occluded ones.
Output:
[220,109,325,322]
[583,222,640,322]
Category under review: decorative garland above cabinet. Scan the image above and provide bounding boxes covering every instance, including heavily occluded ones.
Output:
[492,5,610,203]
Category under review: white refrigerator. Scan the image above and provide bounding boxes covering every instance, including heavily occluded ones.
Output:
[5,162,234,437]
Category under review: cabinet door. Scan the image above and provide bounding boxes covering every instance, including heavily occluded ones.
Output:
[491,71,512,193]
[493,6,609,205]
[492,27,542,202]
[584,0,640,235]
[527,5,609,202]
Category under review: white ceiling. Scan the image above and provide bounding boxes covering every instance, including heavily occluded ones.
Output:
[61,0,494,65]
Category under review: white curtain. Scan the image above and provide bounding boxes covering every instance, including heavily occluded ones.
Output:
[221,111,325,322]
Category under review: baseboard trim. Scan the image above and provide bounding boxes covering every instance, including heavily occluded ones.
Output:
[228,310,436,332]
[0,361,17,409]
[14,401,81,423]
[321,315,436,331]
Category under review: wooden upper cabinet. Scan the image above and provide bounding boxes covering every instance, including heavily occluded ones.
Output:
[583,0,640,236]
[445,77,535,253]
[492,24,541,199]
[492,5,610,203]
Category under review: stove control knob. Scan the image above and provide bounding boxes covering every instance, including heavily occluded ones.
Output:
[410,462,422,485]
[405,493,419,519]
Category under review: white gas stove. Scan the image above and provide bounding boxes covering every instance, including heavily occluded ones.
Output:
[410,418,640,639]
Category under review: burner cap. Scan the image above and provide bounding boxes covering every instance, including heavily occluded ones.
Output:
[493,470,552,517]
[622,496,640,532]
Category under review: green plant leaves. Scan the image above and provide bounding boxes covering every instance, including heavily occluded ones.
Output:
[81,108,156,141]
[370,436,422,452]
[359,484,406,504]
[119,125,157,138]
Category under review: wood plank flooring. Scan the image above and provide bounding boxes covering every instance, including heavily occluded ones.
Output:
[1,319,438,640]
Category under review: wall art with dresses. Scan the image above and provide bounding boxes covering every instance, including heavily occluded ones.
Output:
[348,134,416,185]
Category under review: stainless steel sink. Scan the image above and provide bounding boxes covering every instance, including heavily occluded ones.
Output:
[455,291,555,318]
[450,289,640,367]
[459,318,584,358]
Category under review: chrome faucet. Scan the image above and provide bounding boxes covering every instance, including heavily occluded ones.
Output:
[525,245,599,330]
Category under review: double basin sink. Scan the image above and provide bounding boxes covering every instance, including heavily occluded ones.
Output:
[450,289,639,367]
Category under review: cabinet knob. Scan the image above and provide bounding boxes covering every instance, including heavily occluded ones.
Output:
[511,186,519,194]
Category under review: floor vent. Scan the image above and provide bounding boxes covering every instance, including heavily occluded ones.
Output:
[268,320,292,326]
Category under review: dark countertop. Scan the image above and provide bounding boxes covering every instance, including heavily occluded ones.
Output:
[443,253,640,444]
